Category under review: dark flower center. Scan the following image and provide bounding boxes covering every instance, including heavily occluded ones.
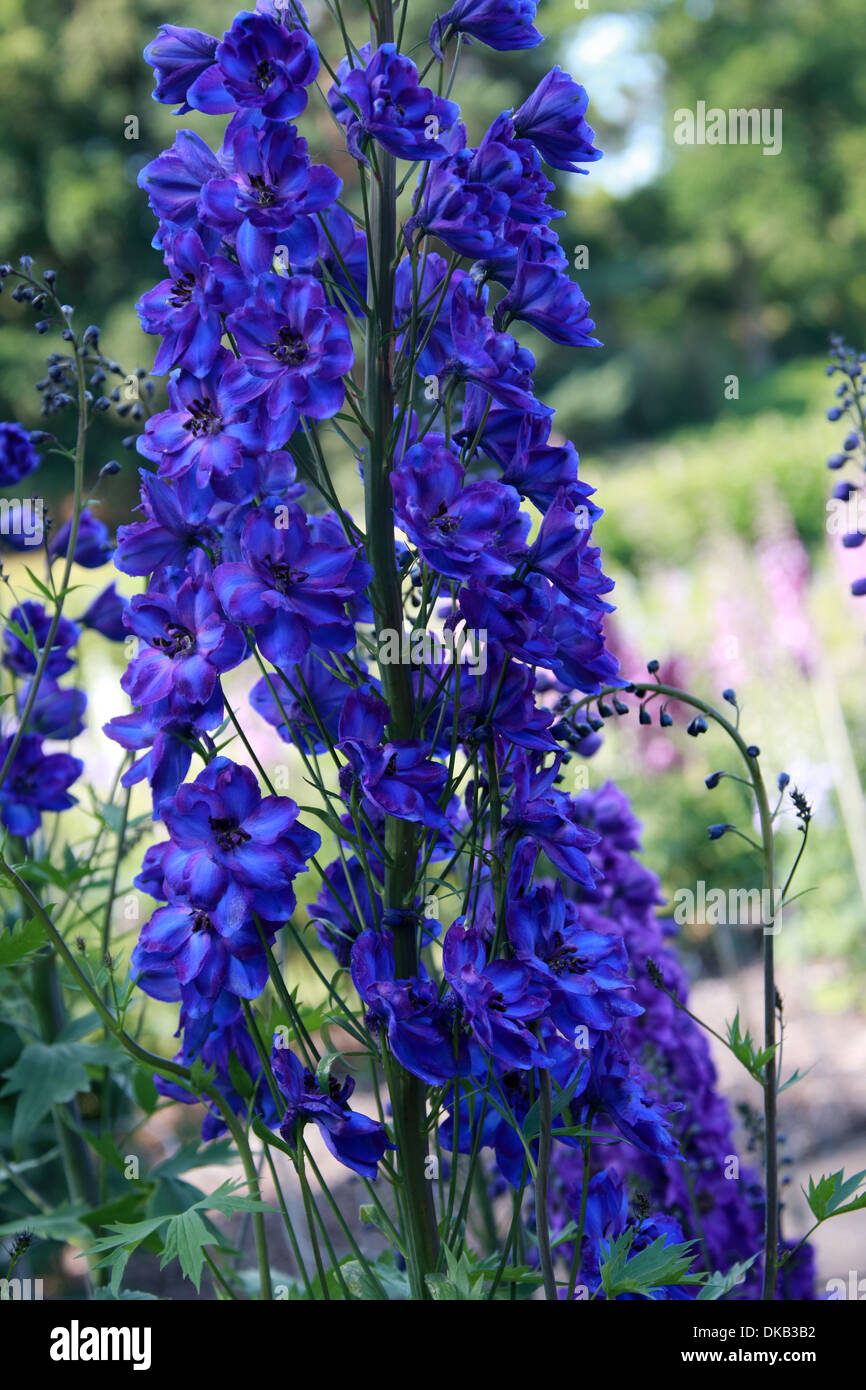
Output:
[269,325,309,366]
[208,815,251,850]
[266,559,309,594]
[185,397,222,436]
[549,948,587,977]
[254,59,277,91]
[191,910,213,934]
[168,272,196,307]
[433,500,460,533]
[488,989,507,1013]
[151,623,194,658]
[248,173,278,207]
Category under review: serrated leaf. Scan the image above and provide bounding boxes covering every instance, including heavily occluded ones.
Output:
[697,1253,760,1300]
[201,1178,275,1217]
[805,1167,866,1223]
[600,1229,700,1300]
[778,1065,813,1094]
[2,1041,91,1141]
[0,918,46,966]
[160,1208,215,1292]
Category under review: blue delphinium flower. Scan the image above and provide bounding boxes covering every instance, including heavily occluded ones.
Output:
[391,434,527,582]
[512,67,602,173]
[0,422,40,484]
[137,130,225,243]
[115,469,221,579]
[50,508,113,568]
[352,928,471,1084]
[498,753,601,889]
[200,116,340,275]
[429,1,543,60]
[149,992,281,1140]
[144,25,219,111]
[213,500,370,667]
[506,879,643,1035]
[135,878,268,1004]
[3,601,78,678]
[338,689,452,832]
[226,274,353,426]
[105,706,204,815]
[328,44,459,164]
[184,11,319,120]
[121,573,246,707]
[0,733,83,836]
[137,348,275,486]
[403,143,510,259]
[16,680,86,741]
[271,1043,393,1180]
[495,246,600,347]
[80,583,128,642]
[137,228,247,376]
[442,922,550,1070]
[159,757,320,919]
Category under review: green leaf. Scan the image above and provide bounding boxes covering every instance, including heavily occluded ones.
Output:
[599,1229,701,1300]
[522,1066,587,1143]
[201,1179,275,1217]
[227,1051,255,1101]
[160,1208,217,1292]
[146,1176,205,1218]
[778,1065,813,1094]
[426,1241,487,1300]
[88,1216,168,1252]
[131,1067,160,1115]
[81,1191,150,1232]
[697,1253,760,1300]
[76,1129,127,1173]
[359,1203,405,1255]
[805,1167,866,1223]
[726,1010,779,1080]
[150,1139,234,1180]
[0,918,46,966]
[2,1042,91,1141]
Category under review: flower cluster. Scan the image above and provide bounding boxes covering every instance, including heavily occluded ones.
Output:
[100,0,803,1300]
[0,395,127,836]
[120,0,625,1168]
[547,782,815,1299]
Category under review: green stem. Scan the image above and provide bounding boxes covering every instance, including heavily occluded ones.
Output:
[572,679,781,1299]
[536,1070,557,1300]
[363,0,439,1294]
